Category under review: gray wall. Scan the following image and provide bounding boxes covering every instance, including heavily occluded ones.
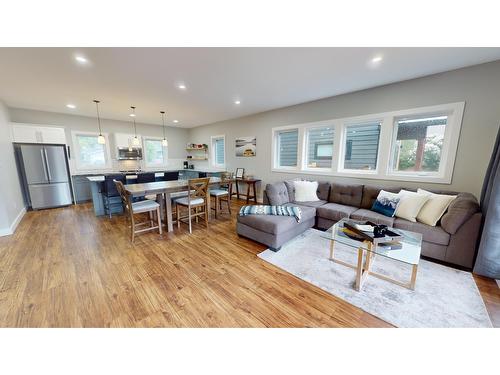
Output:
[8,108,190,172]
[188,60,500,199]
[0,100,25,234]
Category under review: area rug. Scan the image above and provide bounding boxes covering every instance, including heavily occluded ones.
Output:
[258,229,492,328]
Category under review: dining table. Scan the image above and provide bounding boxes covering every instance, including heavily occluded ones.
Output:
[124,177,230,232]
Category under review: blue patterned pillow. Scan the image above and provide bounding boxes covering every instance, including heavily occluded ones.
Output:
[371,190,401,217]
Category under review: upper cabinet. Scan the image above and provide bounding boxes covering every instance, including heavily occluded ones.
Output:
[114,133,142,148]
[12,124,66,145]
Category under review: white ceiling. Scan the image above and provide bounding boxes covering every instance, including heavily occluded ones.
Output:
[0,47,499,128]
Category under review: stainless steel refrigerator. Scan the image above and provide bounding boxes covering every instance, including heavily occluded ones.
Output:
[15,144,73,209]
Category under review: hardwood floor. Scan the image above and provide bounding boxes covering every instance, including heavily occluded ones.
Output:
[0,200,498,327]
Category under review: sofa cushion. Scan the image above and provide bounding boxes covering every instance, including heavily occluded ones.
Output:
[393,218,450,246]
[416,188,457,226]
[265,182,290,206]
[360,185,400,209]
[371,190,401,217]
[294,200,328,208]
[440,193,480,234]
[284,179,301,202]
[317,203,358,222]
[284,179,330,202]
[394,190,430,222]
[350,208,395,227]
[329,182,363,207]
[294,180,319,202]
[316,181,331,201]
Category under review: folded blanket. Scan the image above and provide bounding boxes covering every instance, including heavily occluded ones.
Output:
[239,205,302,223]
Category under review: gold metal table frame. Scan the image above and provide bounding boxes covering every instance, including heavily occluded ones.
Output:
[329,238,418,292]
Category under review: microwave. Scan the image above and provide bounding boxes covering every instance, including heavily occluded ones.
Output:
[117,147,143,160]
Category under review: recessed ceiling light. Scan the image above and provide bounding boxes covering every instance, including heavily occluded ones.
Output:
[371,56,383,63]
[66,104,76,109]
[173,120,179,123]
[74,55,88,64]
[178,84,186,90]
[234,100,241,105]
[129,113,136,117]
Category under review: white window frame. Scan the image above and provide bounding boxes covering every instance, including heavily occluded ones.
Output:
[302,123,335,173]
[272,126,302,171]
[337,119,383,175]
[71,131,112,171]
[142,136,168,169]
[211,135,226,169]
[271,102,465,184]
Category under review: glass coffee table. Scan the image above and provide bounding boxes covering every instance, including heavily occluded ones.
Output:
[321,219,423,291]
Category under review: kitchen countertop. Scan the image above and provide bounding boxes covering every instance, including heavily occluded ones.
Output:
[84,168,226,182]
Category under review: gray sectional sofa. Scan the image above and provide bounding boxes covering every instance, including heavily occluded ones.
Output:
[236,180,482,269]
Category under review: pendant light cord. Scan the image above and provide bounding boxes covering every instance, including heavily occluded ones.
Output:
[94,100,102,135]
[161,111,166,139]
[131,106,137,137]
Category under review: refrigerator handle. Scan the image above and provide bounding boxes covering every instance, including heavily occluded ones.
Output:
[43,148,52,181]
[40,148,49,181]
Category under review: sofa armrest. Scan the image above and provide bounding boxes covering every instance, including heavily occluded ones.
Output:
[441,193,480,235]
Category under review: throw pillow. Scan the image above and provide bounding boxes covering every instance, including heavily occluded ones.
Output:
[395,190,430,222]
[371,190,401,217]
[293,180,319,202]
[416,188,457,226]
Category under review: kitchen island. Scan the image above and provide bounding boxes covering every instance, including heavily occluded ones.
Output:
[83,169,223,216]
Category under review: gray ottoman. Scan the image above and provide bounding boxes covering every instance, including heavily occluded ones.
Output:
[236,205,315,251]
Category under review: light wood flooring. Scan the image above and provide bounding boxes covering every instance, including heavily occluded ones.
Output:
[0,200,498,327]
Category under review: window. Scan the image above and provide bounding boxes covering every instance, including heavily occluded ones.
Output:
[72,132,111,170]
[271,102,464,183]
[276,129,299,167]
[211,135,225,168]
[342,121,381,171]
[306,127,334,169]
[144,138,167,168]
[390,115,447,175]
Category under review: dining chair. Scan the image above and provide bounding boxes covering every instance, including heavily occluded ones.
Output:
[114,180,162,242]
[174,177,210,234]
[210,172,232,218]
[102,174,126,218]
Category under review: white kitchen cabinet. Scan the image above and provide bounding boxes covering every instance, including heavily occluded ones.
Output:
[114,133,142,148]
[11,124,66,144]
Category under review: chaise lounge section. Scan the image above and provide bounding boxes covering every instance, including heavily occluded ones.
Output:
[236,180,482,269]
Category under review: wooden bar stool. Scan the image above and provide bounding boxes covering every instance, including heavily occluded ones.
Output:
[174,177,210,234]
[210,172,232,218]
[115,180,162,242]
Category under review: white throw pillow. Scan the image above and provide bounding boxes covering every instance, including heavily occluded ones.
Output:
[293,180,319,202]
[416,189,457,226]
[395,190,430,222]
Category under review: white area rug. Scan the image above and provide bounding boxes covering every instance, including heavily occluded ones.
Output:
[258,229,492,328]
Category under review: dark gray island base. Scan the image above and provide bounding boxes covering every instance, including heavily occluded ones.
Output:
[81,169,222,216]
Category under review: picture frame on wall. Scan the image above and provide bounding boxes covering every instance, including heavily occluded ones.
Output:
[235,168,245,179]
[235,136,256,157]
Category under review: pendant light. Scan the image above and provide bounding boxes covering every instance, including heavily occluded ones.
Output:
[160,111,168,147]
[93,99,106,145]
[130,106,140,146]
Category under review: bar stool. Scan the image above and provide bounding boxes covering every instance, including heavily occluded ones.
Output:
[174,177,209,234]
[210,172,232,218]
[114,180,162,242]
[102,174,126,218]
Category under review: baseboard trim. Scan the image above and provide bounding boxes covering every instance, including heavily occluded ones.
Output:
[0,207,26,237]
